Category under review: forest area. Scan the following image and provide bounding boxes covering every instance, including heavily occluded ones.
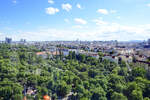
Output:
[0,44,150,100]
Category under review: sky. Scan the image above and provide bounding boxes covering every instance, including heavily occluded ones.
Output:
[0,0,150,41]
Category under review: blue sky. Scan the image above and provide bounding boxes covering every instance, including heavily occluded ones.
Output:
[0,0,150,41]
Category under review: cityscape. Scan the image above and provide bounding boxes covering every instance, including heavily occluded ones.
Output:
[0,0,150,100]
[2,37,150,66]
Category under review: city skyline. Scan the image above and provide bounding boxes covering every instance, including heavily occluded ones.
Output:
[0,0,150,41]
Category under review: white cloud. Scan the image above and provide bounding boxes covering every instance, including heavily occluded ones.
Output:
[116,16,121,19]
[12,0,17,4]
[0,29,85,41]
[1,19,150,41]
[48,0,54,4]
[92,18,150,41]
[77,4,82,9]
[1,23,150,41]
[147,3,150,7]
[62,3,72,12]
[72,25,83,29]
[74,18,87,25]
[93,18,108,25]
[72,25,89,29]
[97,9,117,15]
[64,19,69,23]
[45,7,59,15]
[97,9,109,15]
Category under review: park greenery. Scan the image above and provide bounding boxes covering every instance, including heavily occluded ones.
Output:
[0,44,150,100]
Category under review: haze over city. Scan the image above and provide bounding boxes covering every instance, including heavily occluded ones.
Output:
[0,0,150,41]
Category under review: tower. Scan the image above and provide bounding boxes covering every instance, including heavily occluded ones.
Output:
[5,37,12,44]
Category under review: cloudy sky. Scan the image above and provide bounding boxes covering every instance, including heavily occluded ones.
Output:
[0,0,150,41]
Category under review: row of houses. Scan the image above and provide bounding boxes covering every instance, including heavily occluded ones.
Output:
[36,47,135,63]
[36,46,150,66]
[36,48,99,59]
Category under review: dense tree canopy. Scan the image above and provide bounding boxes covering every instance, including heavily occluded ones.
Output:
[0,44,150,100]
